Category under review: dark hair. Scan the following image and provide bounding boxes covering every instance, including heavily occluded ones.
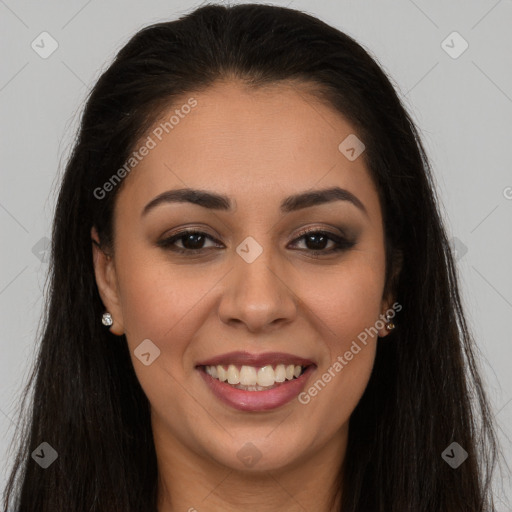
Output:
[3,3,500,511]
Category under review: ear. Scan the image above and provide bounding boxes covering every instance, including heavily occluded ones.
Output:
[91,227,125,335]
[378,249,403,338]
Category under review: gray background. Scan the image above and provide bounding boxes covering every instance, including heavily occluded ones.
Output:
[1,0,511,507]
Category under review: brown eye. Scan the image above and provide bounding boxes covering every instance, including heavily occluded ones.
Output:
[157,230,222,253]
[290,229,355,255]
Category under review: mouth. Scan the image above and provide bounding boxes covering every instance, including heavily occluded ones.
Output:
[196,351,316,411]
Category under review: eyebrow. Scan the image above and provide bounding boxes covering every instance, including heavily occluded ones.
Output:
[141,186,367,217]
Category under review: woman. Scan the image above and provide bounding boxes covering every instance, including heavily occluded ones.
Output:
[2,3,500,511]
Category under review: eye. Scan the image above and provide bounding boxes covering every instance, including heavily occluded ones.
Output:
[289,228,355,256]
[157,229,222,253]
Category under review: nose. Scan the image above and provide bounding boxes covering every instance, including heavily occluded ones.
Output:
[217,249,298,333]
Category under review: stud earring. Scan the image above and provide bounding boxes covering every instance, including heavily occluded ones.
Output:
[385,313,395,331]
[101,312,113,326]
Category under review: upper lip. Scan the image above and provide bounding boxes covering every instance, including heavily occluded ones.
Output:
[196,351,315,368]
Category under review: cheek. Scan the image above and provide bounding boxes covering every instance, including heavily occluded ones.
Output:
[115,251,220,359]
[293,255,384,418]
[111,254,242,449]
[113,255,209,415]
[301,255,386,340]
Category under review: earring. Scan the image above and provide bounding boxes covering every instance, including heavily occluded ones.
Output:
[101,312,113,326]
[385,313,395,331]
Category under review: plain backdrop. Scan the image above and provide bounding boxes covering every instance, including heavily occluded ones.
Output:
[1,0,511,508]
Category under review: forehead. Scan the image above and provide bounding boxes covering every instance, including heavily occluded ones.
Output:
[116,80,379,218]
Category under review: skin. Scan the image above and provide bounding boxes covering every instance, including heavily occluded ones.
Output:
[92,80,397,512]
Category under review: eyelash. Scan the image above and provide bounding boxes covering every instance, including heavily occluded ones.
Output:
[157,228,355,257]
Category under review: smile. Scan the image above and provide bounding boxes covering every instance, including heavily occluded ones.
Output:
[196,351,316,411]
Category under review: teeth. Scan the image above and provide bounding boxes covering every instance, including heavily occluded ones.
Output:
[275,364,286,382]
[227,364,239,385]
[257,366,275,387]
[205,363,305,389]
[239,365,257,386]
[217,366,227,382]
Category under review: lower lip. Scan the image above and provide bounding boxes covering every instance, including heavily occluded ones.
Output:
[198,366,315,412]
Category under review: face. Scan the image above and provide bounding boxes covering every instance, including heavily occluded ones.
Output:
[92,80,394,474]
